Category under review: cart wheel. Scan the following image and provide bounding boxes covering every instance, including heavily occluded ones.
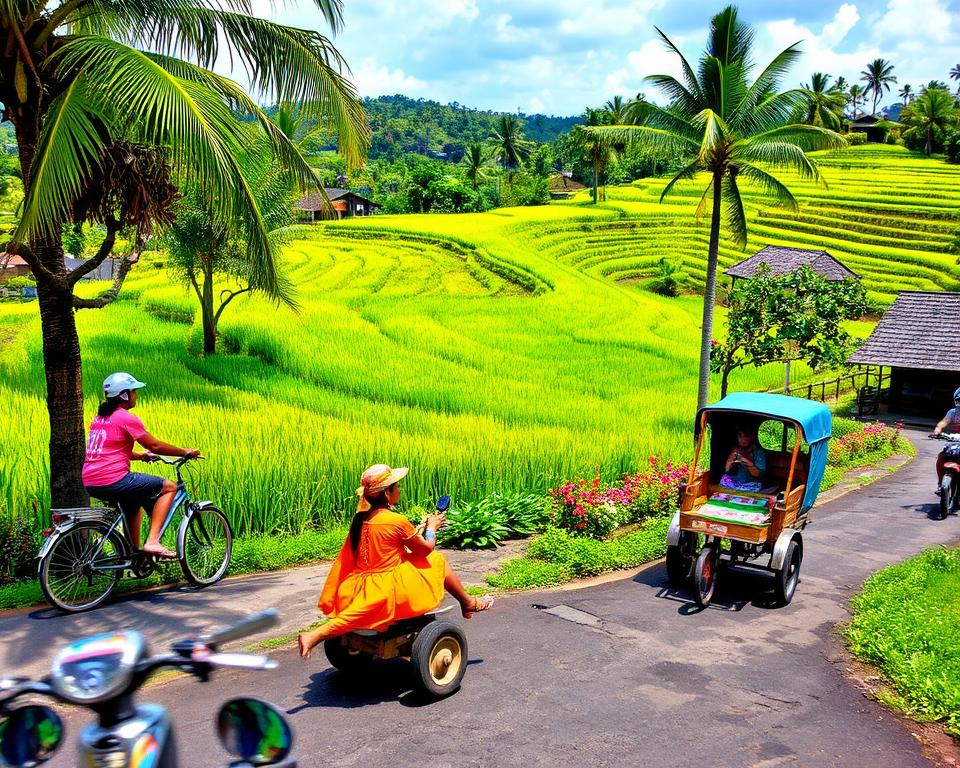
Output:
[693,544,718,608]
[411,621,467,699]
[773,540,802,607]
[323,638,373,674]
[940,476,951,520]
[666,531,695,586]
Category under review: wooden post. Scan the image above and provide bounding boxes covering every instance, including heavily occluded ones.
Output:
[785,427,801,499]
[836,377,840,401]
[689,411,708,484]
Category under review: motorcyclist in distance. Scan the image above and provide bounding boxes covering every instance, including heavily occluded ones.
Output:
[930,387,960,494]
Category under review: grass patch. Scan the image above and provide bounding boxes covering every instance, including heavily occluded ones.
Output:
[486,516,670,590]
[846,547,960,737]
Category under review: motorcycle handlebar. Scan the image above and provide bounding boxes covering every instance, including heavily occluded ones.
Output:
[199,609,279,649]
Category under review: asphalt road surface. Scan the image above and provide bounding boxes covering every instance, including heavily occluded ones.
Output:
[11,429,960,768]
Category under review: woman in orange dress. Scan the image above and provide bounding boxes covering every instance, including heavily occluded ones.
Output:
[297,464,494,658]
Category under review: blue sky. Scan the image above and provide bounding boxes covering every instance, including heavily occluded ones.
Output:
[251,0,960,115]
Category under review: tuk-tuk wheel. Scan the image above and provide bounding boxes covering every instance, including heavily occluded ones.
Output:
[324,638,373,674]
[693,544,718,608]
[666,531,696,586]
[773,540,801,606]
[411,621,467,699]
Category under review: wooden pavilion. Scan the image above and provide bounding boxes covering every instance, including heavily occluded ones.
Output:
[296,188,380,221]
[847,291,960,417]
[725,245,859,287]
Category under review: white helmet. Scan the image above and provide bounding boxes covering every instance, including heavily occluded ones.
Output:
[103,372,146,400]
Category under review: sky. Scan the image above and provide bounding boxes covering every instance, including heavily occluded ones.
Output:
[250,0,960,116]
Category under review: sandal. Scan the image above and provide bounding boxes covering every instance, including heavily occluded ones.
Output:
[142,545,178,559]
[462,595,494,619]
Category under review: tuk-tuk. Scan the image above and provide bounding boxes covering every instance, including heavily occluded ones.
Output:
[666,392,832,608]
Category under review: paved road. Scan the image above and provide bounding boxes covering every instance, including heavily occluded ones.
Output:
[13,429,960,767]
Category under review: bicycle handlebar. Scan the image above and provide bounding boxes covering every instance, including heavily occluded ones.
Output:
[199,609,279,648]
[929,433,960,441]
[149,455,203,466]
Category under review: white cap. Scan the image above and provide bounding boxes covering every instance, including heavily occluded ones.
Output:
[103,372,146,400]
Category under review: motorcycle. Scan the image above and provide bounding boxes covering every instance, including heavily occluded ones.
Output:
[930,433,960,520]
[0,609,295,767]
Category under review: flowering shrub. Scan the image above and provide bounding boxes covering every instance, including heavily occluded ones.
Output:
[549,458,688,538]
[828,421,904,467]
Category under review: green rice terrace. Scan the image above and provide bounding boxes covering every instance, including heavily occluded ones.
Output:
[1,144,957,537]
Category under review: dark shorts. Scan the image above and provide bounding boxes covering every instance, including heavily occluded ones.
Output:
[86,472,165,516]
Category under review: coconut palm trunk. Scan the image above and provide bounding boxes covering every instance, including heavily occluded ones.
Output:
[698,173,723,409]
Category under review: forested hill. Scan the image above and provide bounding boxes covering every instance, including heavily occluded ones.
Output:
[364,94,581,162]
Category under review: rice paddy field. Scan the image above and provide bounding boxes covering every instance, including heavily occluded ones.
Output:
[1,144,957,537]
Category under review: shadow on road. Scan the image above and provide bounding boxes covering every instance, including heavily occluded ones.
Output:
[633,561,782,614]
[288,659,482,713]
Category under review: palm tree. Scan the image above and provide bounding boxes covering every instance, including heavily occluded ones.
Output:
[848,84,866,118]
[2,0,368,507]
[572,125,617,203]
[833,76,848,94]
[800,72,846,129]
[951,64,960,96]
[898,84,914,105]
[492,115,532,172]
[461,143,492,189]
[604,96,632,125]
[901,87,960,155]
[586,5,845,410]
[861,58,897,115]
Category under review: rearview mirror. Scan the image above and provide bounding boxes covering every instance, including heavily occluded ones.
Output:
[0,705,63,766]
[435,495,451,512]
[216,697,292,766]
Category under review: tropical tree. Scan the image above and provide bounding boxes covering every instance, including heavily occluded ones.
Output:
[586,5,845,409]
[832,76,848,94]
[167,139,301,355]
[2,0,368,507]
[572,125,617,203]
[799,72,846,129]
[901,87,960,155]
[860,58,897,115]
[951,64,960,93]
[899,84,914,105]
[848,84,866,118]
[604,95,632,124]
[492,115,532,172]
[461,143,492,189]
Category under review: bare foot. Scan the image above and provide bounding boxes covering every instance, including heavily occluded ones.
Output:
[142,543,177,559]
[462,595,494,619]
[297,633,311,659]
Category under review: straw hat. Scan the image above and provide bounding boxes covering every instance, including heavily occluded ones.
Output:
[356,464,408,512]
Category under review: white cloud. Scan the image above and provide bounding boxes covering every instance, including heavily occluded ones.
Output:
[605,37,693,102]
[875,0,952,44]
[349,59,428,99]
[821,3,860,46]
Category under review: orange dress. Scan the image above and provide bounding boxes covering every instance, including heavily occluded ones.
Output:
[318,509,446,636]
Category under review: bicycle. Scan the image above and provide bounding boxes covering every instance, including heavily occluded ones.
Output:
[37,456,233,613]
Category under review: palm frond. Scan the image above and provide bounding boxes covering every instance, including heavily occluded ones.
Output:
[722,172,748,248]
[583,124,698,157]
[733,140,823,183]
[652,26,705,105]
[47,35,284,297]
[659,159,700,203]
[730,44,803,132]
[744,124,847,153]
[735,162,799,212]
[645,74,701,117]
[14,75,109,241]
[691,108,730,159]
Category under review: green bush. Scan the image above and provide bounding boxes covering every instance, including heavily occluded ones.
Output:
[438,500,510,550]
[846,547,960,735]
[3,276,34,290]
[845,132,868,146]
[485,558,570,589]
[0,517,37,582]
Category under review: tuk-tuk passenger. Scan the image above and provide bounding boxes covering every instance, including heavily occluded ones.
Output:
[720,426,767,493]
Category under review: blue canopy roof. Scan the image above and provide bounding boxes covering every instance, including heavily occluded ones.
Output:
[697,392,833,444]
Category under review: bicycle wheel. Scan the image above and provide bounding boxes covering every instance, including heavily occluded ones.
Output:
[39,523,126,612]
[177,505,233,587]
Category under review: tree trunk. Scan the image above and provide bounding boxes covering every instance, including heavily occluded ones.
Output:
[720,357,731,399]
[592,161,598,204]
[926,127,933,156]
[784,358,792,394]
[201,261,217,355]
[697,173,724,411]
[35,237,88,508]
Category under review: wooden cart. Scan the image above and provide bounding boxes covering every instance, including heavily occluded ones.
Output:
[666,392,832,608]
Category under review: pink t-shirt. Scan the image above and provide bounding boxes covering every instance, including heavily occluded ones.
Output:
[81,409,149,487]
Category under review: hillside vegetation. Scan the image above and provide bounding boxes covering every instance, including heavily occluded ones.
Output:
[0,145,953,536]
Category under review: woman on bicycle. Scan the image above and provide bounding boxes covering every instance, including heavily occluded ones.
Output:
[82,372,200,558]
[297,463,493,658]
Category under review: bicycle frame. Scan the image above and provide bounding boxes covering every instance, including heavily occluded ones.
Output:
[45,459,195,571]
